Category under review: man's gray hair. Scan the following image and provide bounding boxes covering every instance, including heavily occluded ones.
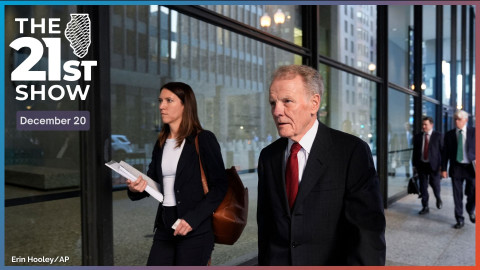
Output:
[270,65,324,97]
[454,110,469,119]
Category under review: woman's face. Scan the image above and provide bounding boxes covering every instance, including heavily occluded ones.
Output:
[159,88,184,127]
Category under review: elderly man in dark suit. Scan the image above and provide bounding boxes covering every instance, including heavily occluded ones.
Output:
[412,116,444,215]
[442,110,476,229]
[257,65,386,266]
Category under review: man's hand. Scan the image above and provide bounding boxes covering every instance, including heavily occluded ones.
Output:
[126,175,147,193]
[441,171,448,179]
[173,219,192,236]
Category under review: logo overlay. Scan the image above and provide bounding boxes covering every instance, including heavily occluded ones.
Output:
[65,14,91,58]
[10,14,96,131]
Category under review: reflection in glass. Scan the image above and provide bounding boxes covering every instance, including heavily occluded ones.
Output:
[388,6,414,88]
[442,6,452,107]
[5,5,82,265]
[5,198,82,266]
[5,6,81,196]
[464,6,473,116]
[202,5,302,46]
[319,64,377,162]
[423,100,437,121]
[388,89,414,198]
[319,5,377,75]
[455,6,463,110]
[422,6,437,99]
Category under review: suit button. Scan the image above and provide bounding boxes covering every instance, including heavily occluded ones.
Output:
[177,201,181,204]
[176,190,180,193]
[292,242,297,248]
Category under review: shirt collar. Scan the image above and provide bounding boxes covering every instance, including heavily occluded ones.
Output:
[287,120,319,155]
[457,125,467,134]
[425,129,433,136]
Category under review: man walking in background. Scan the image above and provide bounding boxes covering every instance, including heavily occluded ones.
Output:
[442,110,476,229]
[412,116,443,215]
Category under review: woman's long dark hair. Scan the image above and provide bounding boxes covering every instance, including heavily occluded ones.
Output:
[158,82,203,148]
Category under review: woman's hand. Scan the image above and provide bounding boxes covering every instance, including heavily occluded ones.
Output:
[173,219,192,236]
[126,175,147,193]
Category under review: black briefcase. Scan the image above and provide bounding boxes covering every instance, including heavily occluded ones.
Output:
[407,175,421,197]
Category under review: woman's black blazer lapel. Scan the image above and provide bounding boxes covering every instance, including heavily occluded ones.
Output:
[173,134,198,190]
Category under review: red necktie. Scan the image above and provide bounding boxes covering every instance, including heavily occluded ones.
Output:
[423,134,429,160]
[286,143,302,209]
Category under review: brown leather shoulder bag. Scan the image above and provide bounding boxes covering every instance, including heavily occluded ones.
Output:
[195,135,248,245]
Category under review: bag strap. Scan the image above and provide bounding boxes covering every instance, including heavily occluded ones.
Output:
[195,134,209,195]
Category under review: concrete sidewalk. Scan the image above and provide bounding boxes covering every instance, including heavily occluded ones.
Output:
[385,178,476,266]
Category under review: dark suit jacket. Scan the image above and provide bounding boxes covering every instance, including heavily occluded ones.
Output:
[128,130,228,237]
[442,126,476,176]
[412,130,443,171]
[257,121,386,266]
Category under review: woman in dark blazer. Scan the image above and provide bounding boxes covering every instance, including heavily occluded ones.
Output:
[126,82,228,266]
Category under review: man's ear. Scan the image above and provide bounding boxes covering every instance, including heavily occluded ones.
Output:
[310,94,320,115]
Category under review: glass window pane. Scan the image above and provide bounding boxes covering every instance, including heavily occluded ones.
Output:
[110,6,301,265]
[318,64,377,161]
[456,6,463,110]
[387,89,414,199]
[6,6,81,197]
[6,198,82,265]
[464,7,473,116]
[442,6,452,106]
[202,5,302,46]
[422,6,437,99]
[319,5,377,74]
[5,5,82,264]
[388,6,414,88]
[423,100,437,121]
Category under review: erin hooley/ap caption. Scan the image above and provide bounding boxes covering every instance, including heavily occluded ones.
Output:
[11,255,70,264]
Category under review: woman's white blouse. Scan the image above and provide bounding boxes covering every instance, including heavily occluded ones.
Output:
[161,138,185,206]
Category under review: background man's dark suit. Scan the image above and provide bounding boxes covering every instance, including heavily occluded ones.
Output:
[442,126,475,224]
[412,130,443,209]
[257,121,386,265]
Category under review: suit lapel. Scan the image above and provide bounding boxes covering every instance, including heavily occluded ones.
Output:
[429,131,436,151]
[174,134,196,190]
[271,138,290,216]
[466,127,473,149]
[452,130,458,154]
[466,127,474,159]
[156,142,165,193]
[293,122,331,212]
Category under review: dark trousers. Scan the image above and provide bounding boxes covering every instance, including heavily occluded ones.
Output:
[451,163,476,222]
[146,206,214,266]
[417,161,441,208]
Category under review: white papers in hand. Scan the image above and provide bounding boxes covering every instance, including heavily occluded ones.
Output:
[105,160,164,202]
[171,219,181,230]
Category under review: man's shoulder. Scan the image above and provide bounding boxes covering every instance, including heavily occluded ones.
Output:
[445,128,457,137]
[413,132,423,139]
[432,130,443,137]
[322,125,371,154]
[261,137,287,155]
[328,125,364,144]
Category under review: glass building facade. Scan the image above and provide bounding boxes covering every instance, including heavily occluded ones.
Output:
[4,4,476,266]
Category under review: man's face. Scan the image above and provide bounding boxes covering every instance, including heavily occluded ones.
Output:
[454,116,468,129]
[422,120,433,133]
[269,75,320,142]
